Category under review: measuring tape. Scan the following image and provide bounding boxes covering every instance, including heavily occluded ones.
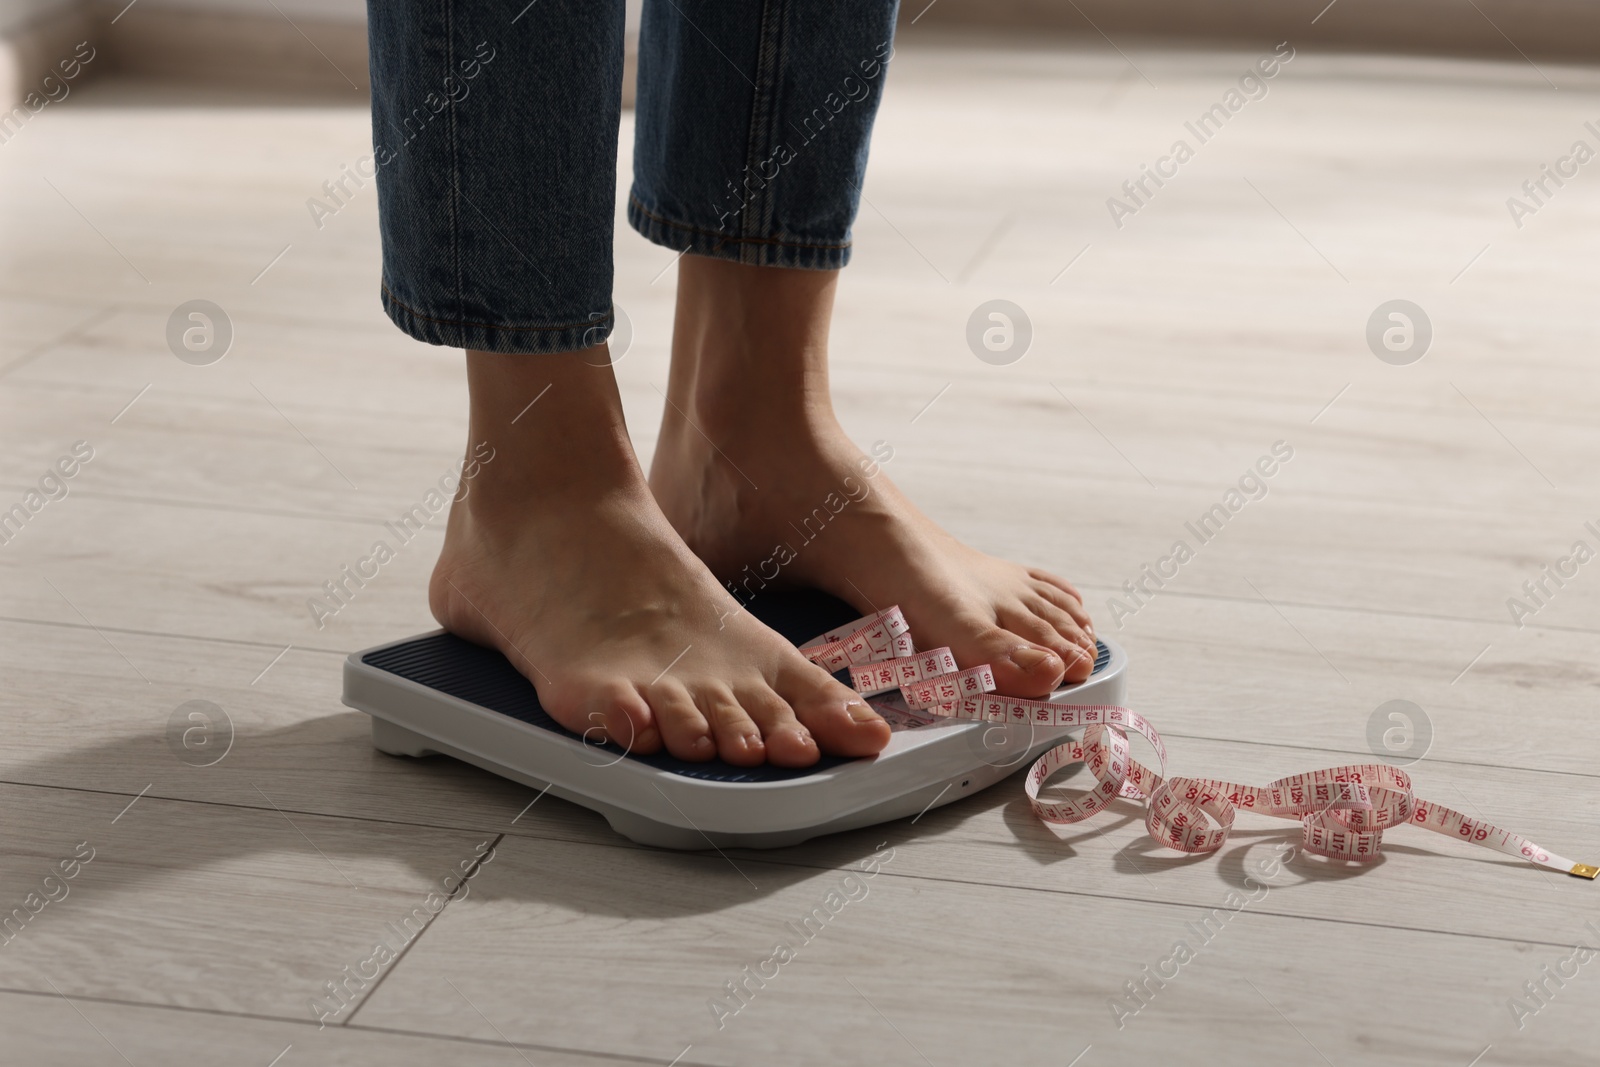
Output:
[804,607,1597,880]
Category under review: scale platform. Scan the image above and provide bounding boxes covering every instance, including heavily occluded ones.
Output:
[342,590,1126,849]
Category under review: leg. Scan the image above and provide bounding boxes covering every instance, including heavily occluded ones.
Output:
[626,2,1094,696]
[651,259,1097,698]
[367,0,624,352]
[367,1,888,764]
[629,0,898,269]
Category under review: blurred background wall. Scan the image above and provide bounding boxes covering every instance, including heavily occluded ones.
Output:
[4,0,1599,110]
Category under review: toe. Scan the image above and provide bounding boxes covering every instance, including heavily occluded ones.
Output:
[640,680,717,761]
[551,677,659,755]
[694,685,766,766]
[957,620,1067,698]
[1054,640,1095,683]
[1028,567,1086,606]
[1002,605,1094,685]
[1033,577,1094,638]
[733,684,821,768]
[782,670,891,759]
[1025,594,1095,658]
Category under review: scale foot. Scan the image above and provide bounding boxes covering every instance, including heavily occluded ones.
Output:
[372,718,441,758]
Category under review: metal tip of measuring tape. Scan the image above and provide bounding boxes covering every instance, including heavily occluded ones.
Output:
[1569,863,1599,880]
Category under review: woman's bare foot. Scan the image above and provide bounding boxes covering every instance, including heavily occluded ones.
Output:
[649,257,1096,699]
[429,349,890,767]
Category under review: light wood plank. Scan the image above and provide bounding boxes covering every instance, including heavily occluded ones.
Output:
[0,620,621,848]
[355,832,1600,1067]
[0,784,496,1019]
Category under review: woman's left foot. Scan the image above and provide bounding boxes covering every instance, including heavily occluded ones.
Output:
[651,256,1095,699]
[649,411,1096,699]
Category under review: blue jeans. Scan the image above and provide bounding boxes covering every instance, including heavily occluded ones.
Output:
[367,0,900,354]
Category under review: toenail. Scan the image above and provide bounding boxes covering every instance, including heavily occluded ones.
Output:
[845,700,880,723]
[1004,646,1056,671]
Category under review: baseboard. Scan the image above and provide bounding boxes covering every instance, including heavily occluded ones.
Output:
[4,0,1592,117]
[903,0,1600,63]
[88,3,640,105]
[96,4,371,94]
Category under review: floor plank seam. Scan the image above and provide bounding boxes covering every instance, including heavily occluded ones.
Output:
[0,614,353,657]
[8,577,1596,649]
[0,985,336,1030]
[723,852,1592,950]
[0,304,120,379]
[0,778,561,838]
[0,286,444,336]
[1120,586,1553,633]
[7,771,1570,948]
[0,485,436,529]
[341,832,505,1026]
[342,1020,709,1067]
[0,984,692,1065]
[1149,732,1600,782]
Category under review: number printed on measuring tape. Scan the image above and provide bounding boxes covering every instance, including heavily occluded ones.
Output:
[849,647,959,696]
[800,606,914,671]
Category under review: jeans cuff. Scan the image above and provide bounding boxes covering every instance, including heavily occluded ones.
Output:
[380,283,609,354]
[626,192,852,271]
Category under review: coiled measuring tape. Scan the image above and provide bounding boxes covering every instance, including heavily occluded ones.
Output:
[803,607,1598,879]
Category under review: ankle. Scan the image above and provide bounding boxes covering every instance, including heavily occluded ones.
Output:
[459,346,648,519]
[665,255,840,444]
[668,385,840,459]
[661,326,841,451]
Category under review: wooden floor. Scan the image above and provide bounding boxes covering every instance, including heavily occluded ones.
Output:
[3,31,1600,1067]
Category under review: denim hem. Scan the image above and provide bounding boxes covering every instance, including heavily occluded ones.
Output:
[626,192,852,271]
[380,283,609,354]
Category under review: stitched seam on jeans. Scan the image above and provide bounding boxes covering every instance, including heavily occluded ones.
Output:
[630,194,849,251]
[383,282,600,332]
[741,0,786,259]
[445,0,465,331]
[760,0,789,244]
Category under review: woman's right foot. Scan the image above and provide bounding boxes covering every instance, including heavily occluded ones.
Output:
[427,348,889,768]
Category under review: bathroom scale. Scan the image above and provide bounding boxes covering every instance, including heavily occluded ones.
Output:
[342,590,1127,849]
